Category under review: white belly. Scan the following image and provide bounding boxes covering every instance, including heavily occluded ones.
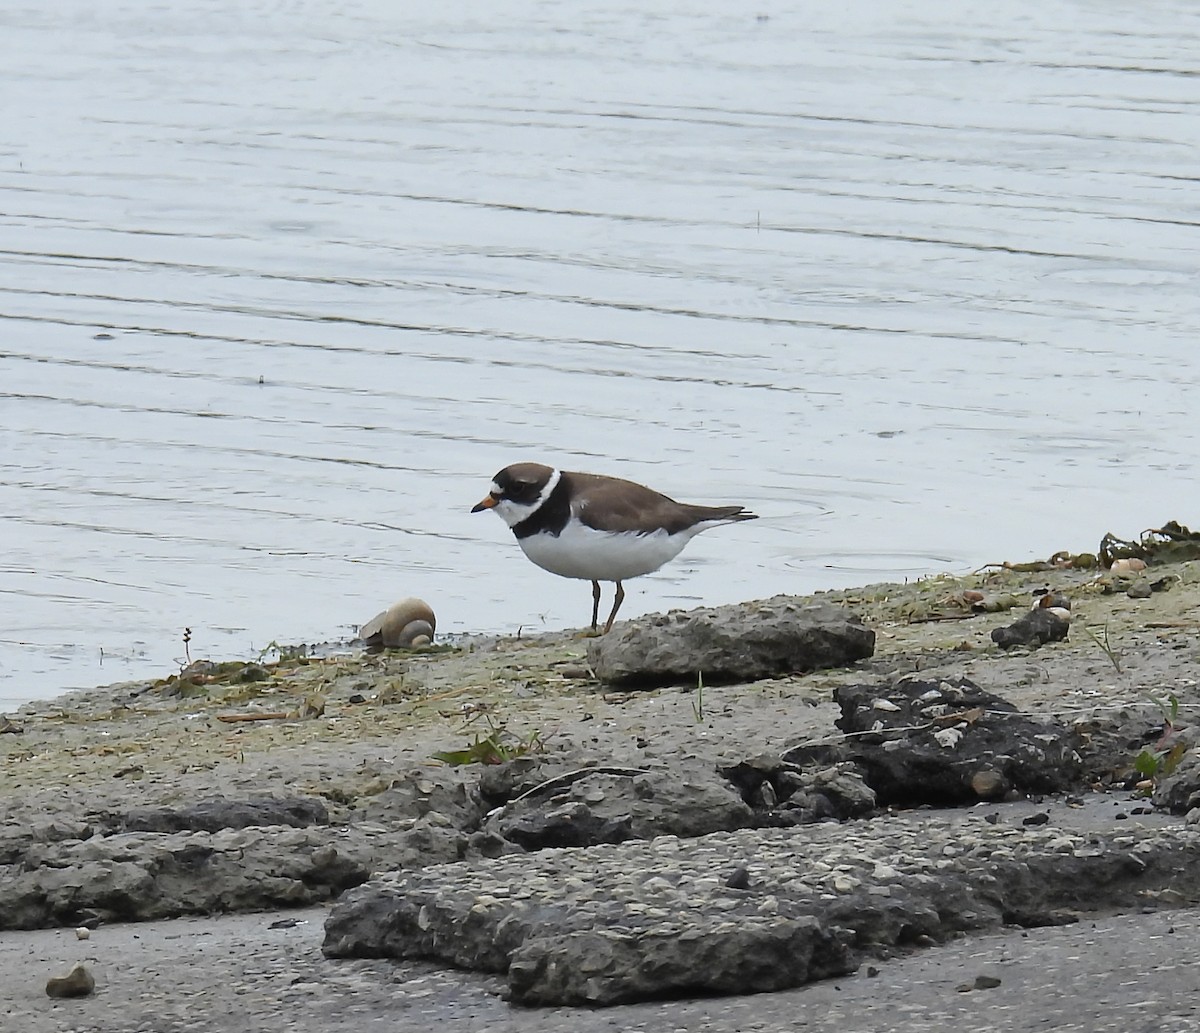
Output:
[518,523,692,582]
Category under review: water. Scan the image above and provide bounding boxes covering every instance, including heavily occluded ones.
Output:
[3,0,1199,707]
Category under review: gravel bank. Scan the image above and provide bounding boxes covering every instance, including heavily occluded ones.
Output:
[3,557,1200,1027]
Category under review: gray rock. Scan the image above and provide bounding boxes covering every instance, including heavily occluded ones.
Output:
[45,962,95,998]
[990,607,1070,649]
[507,918,855,1006]
[378,818,467,869]
[119,795,329,834]
[0,819,466,931]
[587,598,875,688]
[483,761,756,849]
[358,767,485,829]
[786,675,1085,805]
[0,820,94,864]
[477,754,598,803]
[1151,730,1200,813]
[491,800,633,849]
[1070,709,1171,786]
[322,809,1200,1007]
[720,756,876,822]
[1126,579,1153,599]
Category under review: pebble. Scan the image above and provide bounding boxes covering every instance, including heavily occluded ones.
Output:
[45,963,95,999]
[971,770,1007,798]
[933,727,964,748]
[724,867,751,890]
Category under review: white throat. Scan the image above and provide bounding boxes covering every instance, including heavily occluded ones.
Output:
[492,467,561,528]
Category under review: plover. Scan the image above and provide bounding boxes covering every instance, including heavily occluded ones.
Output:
[472,462,758,633]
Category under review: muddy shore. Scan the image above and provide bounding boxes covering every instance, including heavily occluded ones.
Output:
[3,556,1200,1031]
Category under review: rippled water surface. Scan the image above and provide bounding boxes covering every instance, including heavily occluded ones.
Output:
[4,1,1200,705]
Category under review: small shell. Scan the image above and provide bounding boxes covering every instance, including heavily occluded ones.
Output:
[361,598,437,649]
[1109,558,1147,574]
[933,726,964,749]
[1033,590,1071,611]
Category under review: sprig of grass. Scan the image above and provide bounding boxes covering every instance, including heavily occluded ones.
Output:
[433,712,546,766]
[1133,692,1187,790]
[1082,622,1123,674]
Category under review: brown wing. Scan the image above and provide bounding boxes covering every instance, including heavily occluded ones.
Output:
[566,471,756,535]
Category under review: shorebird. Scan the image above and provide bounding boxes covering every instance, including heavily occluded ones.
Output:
[472,462,757,633]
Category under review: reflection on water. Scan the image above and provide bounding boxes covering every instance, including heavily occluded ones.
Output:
[3,0,1200,705]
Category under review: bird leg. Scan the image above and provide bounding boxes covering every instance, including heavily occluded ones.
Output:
[602,581,626,634]
[590,580,602,633]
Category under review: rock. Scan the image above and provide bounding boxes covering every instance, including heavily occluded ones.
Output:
[490,800,632,849]
[1126,579,1153,599]
[718,756,876,822]
[958,974,1003,992]
[1151,732,1200,813]
[587,598,875,688]
[787,676,1085,805]
[1071,710,1172,786]
[310,844,339,869]
[73,909,103,930]
[970,769,1008,800]
[0,821,468,930]
[322,812,1200,1007]
[46,962,95,998]
[477,748,873,844]
[120,796,329,834]
[483,761,756,849]
[991,607,1070,650]
[358,767,485,829]
[360,598,437,649]
[465,829,525,859]
[477,755,593,803]
[0,819,94,864]
[506,918,855,1006]
[724,866,751,889]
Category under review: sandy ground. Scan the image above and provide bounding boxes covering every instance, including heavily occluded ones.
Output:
[4,895,1198,1033]
[3,557,1200,1031]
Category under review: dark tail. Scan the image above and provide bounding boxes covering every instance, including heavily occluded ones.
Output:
[695,505,757,523]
